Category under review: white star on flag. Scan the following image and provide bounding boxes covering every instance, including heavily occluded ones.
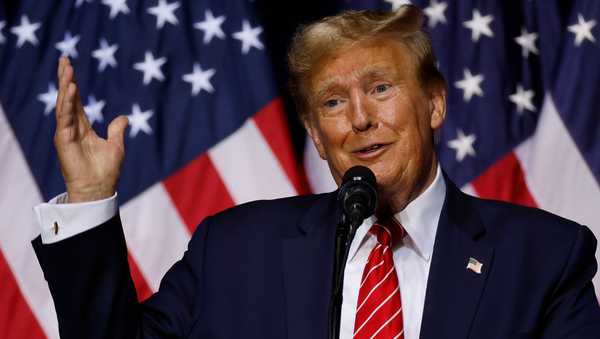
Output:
[10,15,41,48]
[455,69,484,102]
[194,10,226,44]
[75,0,92,7]
[102,0,130,19]
[147,0,180,29]
[92,39,118,72]
[134,51,167,85]
[127,103,153,138]
[384,0,411,11]
[37,83,58,115]
[0,21,6,44]
[84,95,106,125]
[568,14,596,46]
[232,20,264,54]
[182,63,216,95]
[509,84,535,114]
[424,1,447,28]
[463,9,494,42]
[55,32,81,58]
[514,28,539,58]
[448,129,476,162]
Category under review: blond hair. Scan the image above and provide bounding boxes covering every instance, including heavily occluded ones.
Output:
[288,5,446,119]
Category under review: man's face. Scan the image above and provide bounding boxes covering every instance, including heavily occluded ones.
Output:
[304,37,445,203]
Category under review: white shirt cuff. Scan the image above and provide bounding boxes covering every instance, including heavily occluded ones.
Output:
[33,193,118,244]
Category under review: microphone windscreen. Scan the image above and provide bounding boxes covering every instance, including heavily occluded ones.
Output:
[341,165,376,187]
[338,166,378,224]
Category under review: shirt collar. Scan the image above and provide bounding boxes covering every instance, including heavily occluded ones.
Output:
[347,164,446,262]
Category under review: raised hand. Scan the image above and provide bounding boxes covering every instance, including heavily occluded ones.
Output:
[54,57,129,203]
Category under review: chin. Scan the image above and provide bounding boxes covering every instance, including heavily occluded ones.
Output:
[372,165,408,193]
[365,162,395,183]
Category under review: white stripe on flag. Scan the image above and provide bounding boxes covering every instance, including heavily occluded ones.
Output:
[515,94,600,296]
[120,183,191,291]
[0,106,59,338]
[208,118,297,204]
[303,137,337,194]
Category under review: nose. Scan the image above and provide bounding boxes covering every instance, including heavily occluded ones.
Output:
[349,90,375,133]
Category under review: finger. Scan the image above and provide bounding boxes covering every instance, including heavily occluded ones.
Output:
[55,83,78,138]
[56,60,73,119]
[56,57,72,114]
[67,78,92,135]
[56,102,75,138]
[60,60,91,131]
[107,115,129,149]
[57,66,74,121]
[57,57,66,81]
[55,58,66,115]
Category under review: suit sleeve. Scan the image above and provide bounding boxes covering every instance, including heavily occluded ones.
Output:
[541,225,600,339]
[32,212,211,339]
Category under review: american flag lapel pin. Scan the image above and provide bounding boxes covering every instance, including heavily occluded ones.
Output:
[466,257,483,274]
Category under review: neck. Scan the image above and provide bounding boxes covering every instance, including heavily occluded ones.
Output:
[376,155,439,218]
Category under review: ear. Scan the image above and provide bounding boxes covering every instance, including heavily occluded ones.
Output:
[302,114,327,160]
[429,86,446,130]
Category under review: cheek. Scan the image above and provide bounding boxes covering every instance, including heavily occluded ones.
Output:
[378,90,415,122]
[379,98,430,165]
[387,95,431,142]
[316,116,350,150]
[378,99,414,140]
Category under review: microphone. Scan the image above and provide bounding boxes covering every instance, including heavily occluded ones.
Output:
[329,166,378,339]
[338,165,378,227]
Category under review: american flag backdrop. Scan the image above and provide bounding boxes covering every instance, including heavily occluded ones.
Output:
[0,0,598,338]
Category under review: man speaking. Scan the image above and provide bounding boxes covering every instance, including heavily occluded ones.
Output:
[33,5,600,339]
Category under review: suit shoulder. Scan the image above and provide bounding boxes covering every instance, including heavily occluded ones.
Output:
[203,192,333,234]
[467,195,586,248]
[474,195,578,225]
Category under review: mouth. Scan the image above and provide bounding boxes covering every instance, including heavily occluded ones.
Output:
[352,143,391,159]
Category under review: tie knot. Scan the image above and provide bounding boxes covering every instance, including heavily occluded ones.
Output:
[370,218,406,247]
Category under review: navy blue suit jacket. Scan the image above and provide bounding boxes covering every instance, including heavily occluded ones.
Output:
[33,178,600,338]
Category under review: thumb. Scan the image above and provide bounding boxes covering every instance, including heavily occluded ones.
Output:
[107,115,129,148]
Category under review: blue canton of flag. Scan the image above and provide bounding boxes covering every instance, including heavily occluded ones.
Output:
[0,1,304,337]
[1,0,279,204]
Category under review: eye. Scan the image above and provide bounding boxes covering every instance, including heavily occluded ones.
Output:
[374,84,390,94]
[324,99,340,108]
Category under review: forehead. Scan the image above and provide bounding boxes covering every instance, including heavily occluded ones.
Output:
[308,37,416,92]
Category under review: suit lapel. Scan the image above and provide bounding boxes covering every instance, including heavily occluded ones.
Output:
[420,178,494,339]
[281,192,340,339]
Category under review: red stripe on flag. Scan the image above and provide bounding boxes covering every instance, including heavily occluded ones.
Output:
[0,251,46,339]
[471,152,537,208]
[253,98,310,195]
[163,153,234,232]
[127,254,153,301]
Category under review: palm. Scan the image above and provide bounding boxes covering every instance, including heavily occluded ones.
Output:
[54,57,128,202]
[58,125,122,193]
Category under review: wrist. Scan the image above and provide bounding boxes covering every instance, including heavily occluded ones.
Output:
[66,186,115,203]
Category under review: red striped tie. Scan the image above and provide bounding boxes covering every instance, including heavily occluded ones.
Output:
[353,221,405,339]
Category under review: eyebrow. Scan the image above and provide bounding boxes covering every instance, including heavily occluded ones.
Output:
[360,66,392,81]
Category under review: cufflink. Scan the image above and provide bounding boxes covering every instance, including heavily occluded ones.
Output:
[53,222,59,235]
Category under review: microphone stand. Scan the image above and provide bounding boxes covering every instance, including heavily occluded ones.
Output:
[328,214,362,339]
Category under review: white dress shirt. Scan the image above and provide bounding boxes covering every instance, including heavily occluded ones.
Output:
[34,192,118,244]
[340,166,446,339]
[34,166,446,339]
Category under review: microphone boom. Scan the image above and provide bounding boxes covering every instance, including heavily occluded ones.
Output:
[329,166,378,339]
